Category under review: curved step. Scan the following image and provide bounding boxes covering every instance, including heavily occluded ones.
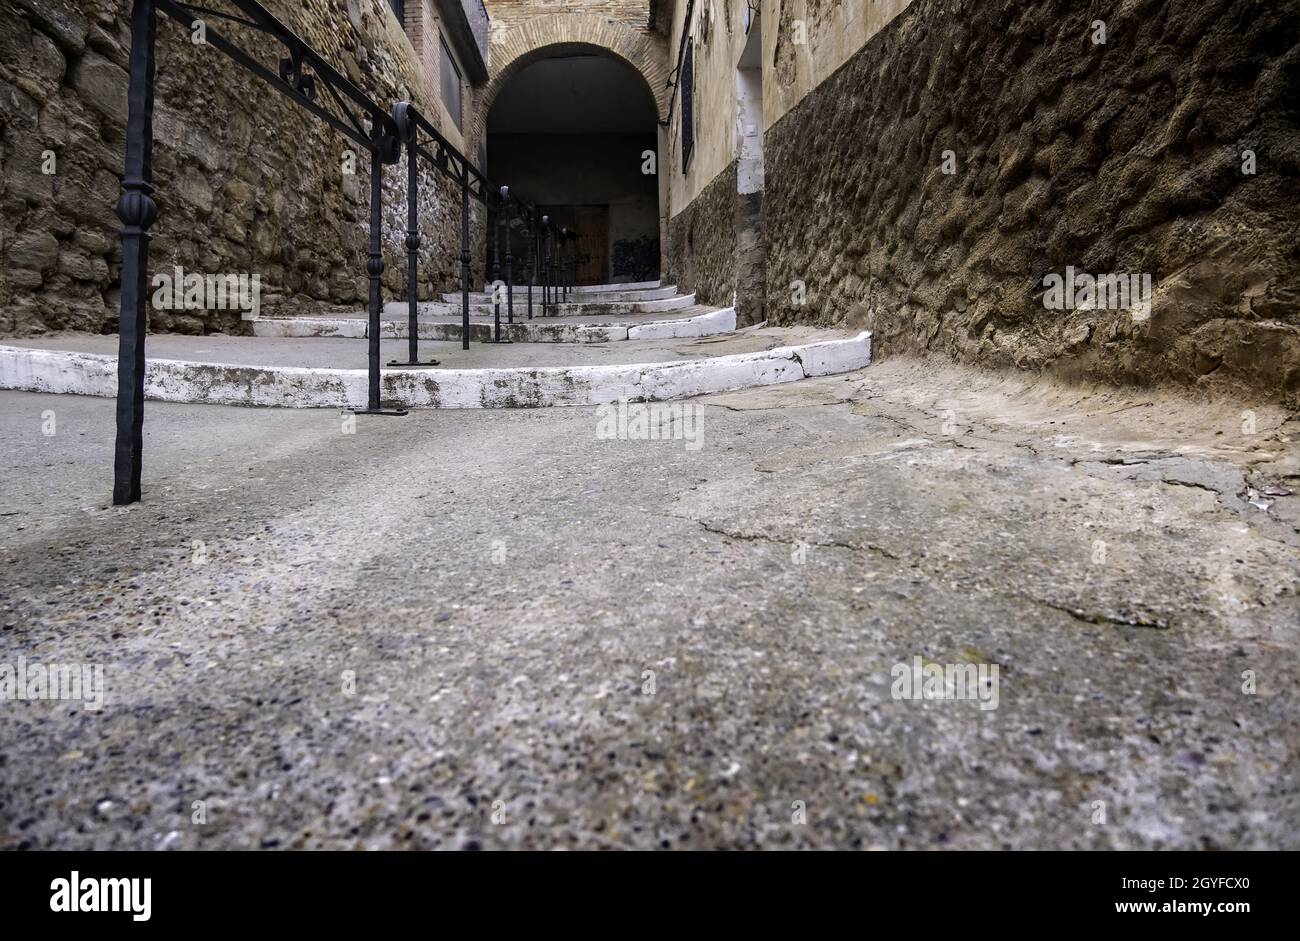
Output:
[248,306,736,342]
[0,331,872,409]
[449,285,679,304]
[480,279,662,294]
[547,293,697,316]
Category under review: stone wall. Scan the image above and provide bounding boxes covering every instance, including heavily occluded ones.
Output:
[764,0,1300,399]
[0,0,486,336]
[666,159,735,307]
[483,0,652,34]
[763,0,912,130]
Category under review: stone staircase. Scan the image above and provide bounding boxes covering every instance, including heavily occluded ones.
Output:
[3,280,875,408]
[248,280,727,340]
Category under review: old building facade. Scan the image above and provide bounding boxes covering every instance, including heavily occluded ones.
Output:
[2,0,1297,397]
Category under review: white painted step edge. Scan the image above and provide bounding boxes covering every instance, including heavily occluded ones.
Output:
[0,331,871,409]
[627,306,736,339]
[548,293,697,314]
[248,306,736,343]
[482,279,662,294]
[449,285,679,303]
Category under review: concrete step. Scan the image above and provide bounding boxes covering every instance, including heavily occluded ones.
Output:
[0,326,872,409]
[248,306,737,343]
[482,279,662,294]
[399,293,697,318]
[544,293,697,316]
[446,285,679,304]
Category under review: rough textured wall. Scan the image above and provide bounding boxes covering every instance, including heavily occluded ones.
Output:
[666,159,735,306]
[665,0,751,212]
[734,188,763,324]
[0,0,486,336]
[483,0,652,34]
[764,0,912,129]
[765,0,1300,399]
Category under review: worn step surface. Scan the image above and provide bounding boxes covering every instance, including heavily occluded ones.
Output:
[251,305,736,342]
[430,292,697,317]
[450,285,679,304]
[483,279,662,294]
[0,327,871,409]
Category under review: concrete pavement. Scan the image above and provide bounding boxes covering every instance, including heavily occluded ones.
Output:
[0,357,1297,849]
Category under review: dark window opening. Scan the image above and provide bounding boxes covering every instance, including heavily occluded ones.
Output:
[386,0,405,23]
[681,39,694,171]
[441,35,463,130]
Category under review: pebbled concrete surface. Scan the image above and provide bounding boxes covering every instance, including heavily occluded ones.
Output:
[0,357,1297,850]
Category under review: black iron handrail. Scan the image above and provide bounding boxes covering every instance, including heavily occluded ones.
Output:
[111,0,580,505]
[389,100,581,358]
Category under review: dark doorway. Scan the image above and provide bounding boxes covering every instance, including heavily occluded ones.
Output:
[486,51,660,286]
[541,205,609,285]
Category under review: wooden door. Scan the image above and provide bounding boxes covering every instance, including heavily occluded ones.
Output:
[573,206,608,285]
[541,205,608,285]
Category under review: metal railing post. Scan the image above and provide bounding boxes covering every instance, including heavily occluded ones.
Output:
[563,229,572,302]
[366,124,382,408]
[556,227,564,306]
[113,0,159,505]
[389,103,436,367]
[485,189,511,344]
[527,219,534,320]
[460,170,471,351]
[360,119,406,415]
[503,188,514,326]
[540,216,550,311]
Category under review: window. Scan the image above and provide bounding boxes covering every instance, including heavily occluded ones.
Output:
[440,35,463,130]
[681,39,694,170]
[386,0,404,22]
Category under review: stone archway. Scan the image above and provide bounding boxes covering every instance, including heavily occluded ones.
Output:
[475,15,671,285]
[472,14,670,154]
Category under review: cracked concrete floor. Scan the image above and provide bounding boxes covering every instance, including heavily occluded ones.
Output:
[0,357,1297,849]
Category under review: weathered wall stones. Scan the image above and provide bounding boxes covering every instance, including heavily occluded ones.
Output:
[1,0,486,337]
[761,0,1300,399]
[666,159,737,311]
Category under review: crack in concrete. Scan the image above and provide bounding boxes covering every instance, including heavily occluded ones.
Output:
[675,516,904,562]
[1026,595,1171,630]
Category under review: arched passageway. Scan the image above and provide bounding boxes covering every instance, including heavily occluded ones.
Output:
[482,46,664,285]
